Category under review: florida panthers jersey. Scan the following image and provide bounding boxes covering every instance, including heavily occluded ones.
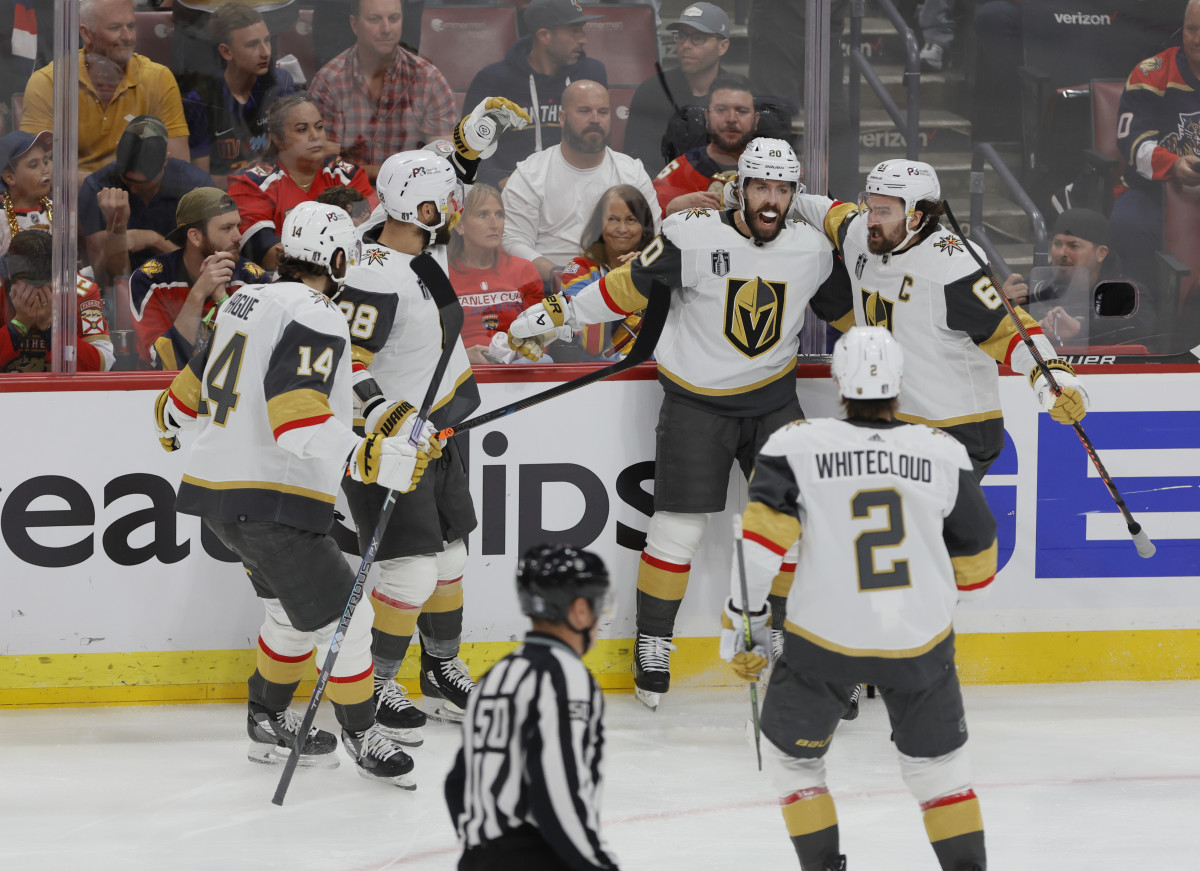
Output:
[792,195,1058,458]
[338,239,480,429]
[573,207,853,415]
[169,282,360,534]
[740,418,997,685]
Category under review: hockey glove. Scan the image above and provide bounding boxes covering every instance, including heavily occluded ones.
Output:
[1031,359,1090,424]
[719,598,772,682]
[153,388,182,452]
[507,294,580,340]
[506,331,550,362]
[604,312,643,358]
[351,434,427,493]
[453,97,531,161]
[364,399,443,460]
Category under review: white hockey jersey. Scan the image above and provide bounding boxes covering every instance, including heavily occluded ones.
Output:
[570,207,854,414]
[791,195,1058,450]
[338,240,479,429]
[170,282,361,533]
[739,418,997,685]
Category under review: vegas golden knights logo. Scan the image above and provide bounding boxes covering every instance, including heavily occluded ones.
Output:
[725,276,785,357]
[861,289,895,332]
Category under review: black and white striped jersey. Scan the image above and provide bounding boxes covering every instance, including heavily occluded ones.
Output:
[445,633,619,871]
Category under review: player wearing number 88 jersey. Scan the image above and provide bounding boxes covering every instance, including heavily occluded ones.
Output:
[790,159,1089,480]
[723,327,997,871]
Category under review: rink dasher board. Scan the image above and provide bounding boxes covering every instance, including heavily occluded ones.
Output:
[1,366,1198,704]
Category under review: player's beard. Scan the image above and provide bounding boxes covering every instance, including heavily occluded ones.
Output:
[421,222,452,250]
[744,200,786,244]
[866,222,904,255]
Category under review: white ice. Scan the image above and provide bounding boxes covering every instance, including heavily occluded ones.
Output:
[1,682,1196,870]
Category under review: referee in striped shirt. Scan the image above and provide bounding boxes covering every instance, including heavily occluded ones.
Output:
[445,545,620,870]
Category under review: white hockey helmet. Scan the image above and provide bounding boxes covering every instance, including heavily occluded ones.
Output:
[831,326,904,400]
[281,201,361,289]
[375,150,463,232]
[738,137,802,196]
[862,159,941,218]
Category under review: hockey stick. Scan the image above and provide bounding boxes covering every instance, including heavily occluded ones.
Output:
[731,515,763,772]
[942,202,1155,558]
[272,253,464,805]
[435,286,671,440]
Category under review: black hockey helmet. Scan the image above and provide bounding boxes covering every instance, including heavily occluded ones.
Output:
[516,545,611,624]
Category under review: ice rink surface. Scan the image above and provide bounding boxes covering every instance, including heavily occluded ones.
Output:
[1,681,1196,870]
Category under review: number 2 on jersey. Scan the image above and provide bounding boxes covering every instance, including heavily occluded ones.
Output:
[851,488,911,591]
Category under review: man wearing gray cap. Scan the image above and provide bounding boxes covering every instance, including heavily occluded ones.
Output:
[463,0,608,186]
[129,187,269,370]
[1,229,114,372]
[625,2,732,175]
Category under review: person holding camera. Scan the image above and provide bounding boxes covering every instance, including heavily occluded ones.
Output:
[1002,209,1154,349]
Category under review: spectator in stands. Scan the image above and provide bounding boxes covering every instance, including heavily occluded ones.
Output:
[917,1,958,72]
[464,0,607,187]
[315,184,372,227]
[560,183,656,359]
[129,187,269,370]
[502,80,658,284]
[652,73,756,217]
[625,3,731,176]
[309,0,423,72]
[447,183,544,366]
[0,130,52,256]
[171,0,299,86]
[1003,208,1155,349]
[80,115,215,290]
[183,3,298,189]
[1,229,114,372]
[309,0,456,183]
[1108,0,1200,290]
[20,0,189,185]
[227,94,374,270]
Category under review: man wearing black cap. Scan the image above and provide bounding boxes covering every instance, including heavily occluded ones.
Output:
[624,2,732,175]
[79,115,214,290]
[463,0,608,187]
[0,129,53,257]
[1003,208,1155,349]
[129,187,268,370]
[1,229,113,372]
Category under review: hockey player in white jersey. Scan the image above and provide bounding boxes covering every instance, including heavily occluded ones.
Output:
[790,159,1089,479]
[153,201,435,788]
[722,327,996,871]
[337,150,482,733]
[509,138,856,709]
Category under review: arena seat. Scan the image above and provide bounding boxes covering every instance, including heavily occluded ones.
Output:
[1080,79,1126,215]
[276,7,316,85]
[134,10,174,69]
[581,4,659,88]
[420,4,518,93]
[1156,180,1200,350]
[608,85,635,153]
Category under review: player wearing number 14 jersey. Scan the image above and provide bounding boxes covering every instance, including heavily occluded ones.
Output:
[790,159,1090,479]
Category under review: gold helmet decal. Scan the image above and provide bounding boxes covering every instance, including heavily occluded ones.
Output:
[861,289,894,332]
[724,276,785,357]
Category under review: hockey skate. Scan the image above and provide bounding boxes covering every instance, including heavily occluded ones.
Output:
[633,632,677,711]
[374,676,426,747]
[419,653,475,723]
[842,684,863,721]
[341,723,416,790]
[246,703,339,769]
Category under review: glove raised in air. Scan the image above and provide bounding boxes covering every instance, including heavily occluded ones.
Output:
[1031,359,1089,424]
[718,597,772,682]
[453,97,531,160]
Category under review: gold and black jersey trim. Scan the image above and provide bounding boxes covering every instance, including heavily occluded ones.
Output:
[264,321,346,401]
[895,409,1003,428]
[743,500,802,554]
[824,201,861,254]
[784,619,953,659]
[657,356,797,416]
[338,281,400,356]
[951,539,998,590]
[176,476,337,535]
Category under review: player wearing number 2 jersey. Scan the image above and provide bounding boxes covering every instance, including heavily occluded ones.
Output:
[721,327,996,871]
[790,159,1090,479]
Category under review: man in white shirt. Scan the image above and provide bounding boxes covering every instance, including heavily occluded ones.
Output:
[502,80,660,283]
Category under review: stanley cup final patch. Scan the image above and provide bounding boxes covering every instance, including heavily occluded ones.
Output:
[711,249,730,277]
[855,252,867,280]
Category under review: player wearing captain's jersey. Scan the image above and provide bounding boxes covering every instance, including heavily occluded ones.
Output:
[721,327,995,871]
[337,150,482,737]
[790,159,1089,480]
[153,201,434,788]
[509,137,855,710]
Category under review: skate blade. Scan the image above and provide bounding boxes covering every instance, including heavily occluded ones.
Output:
[247,743,340,769]
[634,687,661,711]
[421,700,465,724]
[355,766,417,790]
[372,723,425,747]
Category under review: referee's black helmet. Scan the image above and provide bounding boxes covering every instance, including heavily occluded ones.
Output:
[516,545,610,623]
